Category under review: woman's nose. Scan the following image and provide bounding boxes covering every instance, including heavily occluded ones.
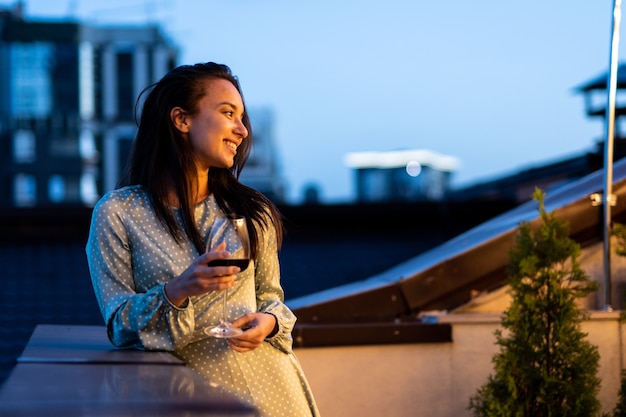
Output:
[236,119,248,139]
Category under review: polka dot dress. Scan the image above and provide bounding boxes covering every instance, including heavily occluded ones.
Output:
[86,185,320,417]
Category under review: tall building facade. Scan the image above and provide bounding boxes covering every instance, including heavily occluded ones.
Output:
[239,107,286,203]
[0,7,177,208]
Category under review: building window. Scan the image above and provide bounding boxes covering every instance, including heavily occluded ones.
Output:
[117,136,134,180]
[49,131,80,158]
[48,175,66,203]
[14,174,36,207]
[81,170,99,206]
[359,169,389,202]
[10,42,53,118]
[116,52,134,120]
[79,129,98,160]
[13,129,36,163]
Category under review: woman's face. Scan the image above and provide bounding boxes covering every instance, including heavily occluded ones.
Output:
[175,78,248,171]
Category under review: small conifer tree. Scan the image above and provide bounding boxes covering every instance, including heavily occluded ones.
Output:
[468,188,602,417]
[611,223,626,416]
[613,223,626,258]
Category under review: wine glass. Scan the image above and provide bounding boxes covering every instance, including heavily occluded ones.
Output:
[205,214,251,338]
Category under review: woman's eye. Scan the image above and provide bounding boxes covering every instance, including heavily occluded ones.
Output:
[225,111,234,117]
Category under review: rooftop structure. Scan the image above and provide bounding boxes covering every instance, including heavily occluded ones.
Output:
[345,149,460,202]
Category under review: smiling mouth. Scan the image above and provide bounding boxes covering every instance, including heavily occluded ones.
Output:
[225,140,238,152]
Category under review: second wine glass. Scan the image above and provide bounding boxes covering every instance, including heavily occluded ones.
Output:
[205,214,251,339]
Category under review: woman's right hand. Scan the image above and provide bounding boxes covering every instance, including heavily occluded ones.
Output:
[163,242,240,307]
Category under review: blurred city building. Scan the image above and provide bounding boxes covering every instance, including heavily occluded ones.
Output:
[238,107,286,203]
[344,149,460,202]
[0,4,177,208]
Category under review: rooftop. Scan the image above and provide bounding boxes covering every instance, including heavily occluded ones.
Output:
[0,196,511,385]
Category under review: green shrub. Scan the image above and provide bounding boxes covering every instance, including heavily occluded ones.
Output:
[468,188,601,417]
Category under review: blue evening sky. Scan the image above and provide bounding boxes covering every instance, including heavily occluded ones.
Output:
[1,0,622,203]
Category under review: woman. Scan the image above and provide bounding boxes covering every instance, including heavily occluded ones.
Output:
[86,62,320,416]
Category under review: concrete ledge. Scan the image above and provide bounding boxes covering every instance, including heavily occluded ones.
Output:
[293,321,452,347]
[0,324,256,416]
[433,310,622,324]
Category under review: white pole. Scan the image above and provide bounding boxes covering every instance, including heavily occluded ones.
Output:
[603,0,622,311]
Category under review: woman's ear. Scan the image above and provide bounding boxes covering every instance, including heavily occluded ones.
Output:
[170,107,190,133]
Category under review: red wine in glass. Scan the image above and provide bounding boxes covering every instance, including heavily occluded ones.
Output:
[205,215,250,339]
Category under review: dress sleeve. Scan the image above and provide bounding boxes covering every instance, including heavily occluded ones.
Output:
[253,215,297,354]
[85,194,195,351]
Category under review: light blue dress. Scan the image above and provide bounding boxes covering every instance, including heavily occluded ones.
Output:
[86,185,320,417]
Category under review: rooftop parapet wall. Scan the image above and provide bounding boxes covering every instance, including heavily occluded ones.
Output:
[295,312,624,417]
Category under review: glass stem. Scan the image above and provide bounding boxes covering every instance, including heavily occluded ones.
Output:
[221,288,229,325]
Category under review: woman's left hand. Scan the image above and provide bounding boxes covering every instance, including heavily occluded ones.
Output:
[227,312,277,352]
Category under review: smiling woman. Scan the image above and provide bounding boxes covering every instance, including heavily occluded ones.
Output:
[170,78,248,176]
[85,62,320,417]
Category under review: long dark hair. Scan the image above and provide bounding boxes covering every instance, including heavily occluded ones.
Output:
[118,62,283,257]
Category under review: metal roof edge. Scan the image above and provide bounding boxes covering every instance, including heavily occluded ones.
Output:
[288,157,626,317]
